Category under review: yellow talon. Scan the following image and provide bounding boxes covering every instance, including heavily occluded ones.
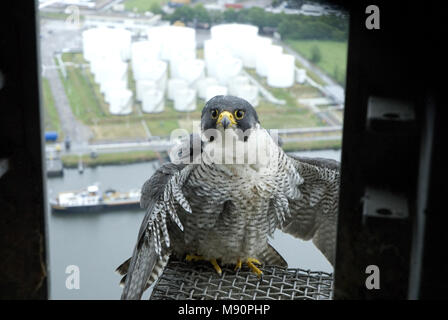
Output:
[234,259,242,271]
[186,254,222,276]
[185,254,204,262]
[246,258,263,277]
[210,259,222,275]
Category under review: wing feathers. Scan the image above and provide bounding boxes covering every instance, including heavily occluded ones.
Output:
[279,155,340,266]
[119,163,193,299]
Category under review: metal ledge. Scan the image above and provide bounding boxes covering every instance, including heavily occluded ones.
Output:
[150,259,333,300]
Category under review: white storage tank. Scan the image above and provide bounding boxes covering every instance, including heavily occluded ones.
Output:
[147,25,196,63]
[90,54,127,82]
[206,85,228,101]
[228,75,250,96]
[131,40,162,73]
[267,54,295,88]
[133,59,167,91]
[296,68,307,84]
[146,26,167,56]
[256,45,283,77]
[83,27,131,63]
[96,60,128,89]
[209,24,260,69]
[142,89,164,113]
[136,80,157,102]
[168,78,189,100]
[211,24,258,54]
[177,59,205,86]
[170,52,198,79]
[240,36,272,69]
[215,56,243,86]
[113,28,132,61]
[235,84,259,107]
[204,40,232,78]
[197,77,219,100]
[174,88,196,112]
[101,80,127,98]
[108,89,133,115]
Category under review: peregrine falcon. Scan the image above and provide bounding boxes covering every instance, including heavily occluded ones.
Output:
[116,95,340,300]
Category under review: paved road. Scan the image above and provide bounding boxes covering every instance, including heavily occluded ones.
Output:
[40,19,93,151]
[298,97,342,126]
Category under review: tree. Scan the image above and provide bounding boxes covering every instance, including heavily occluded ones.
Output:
[193,4,210,24]
[168,6,195,23]
[310,45,322,63]
[278,19,302,40]
[149,3,163,15]
[208,10,223,24]
[223,8,239,22]
[247,7,266,29]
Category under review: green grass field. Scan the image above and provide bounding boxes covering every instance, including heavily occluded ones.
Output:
[282,139,341,152]
[61,150,159,168]
[286,40,348,87]
[59,53,106,123]
[41,77,62,137]
[124,0,166,12]
[245,68,325,128]
[294,60,326,86]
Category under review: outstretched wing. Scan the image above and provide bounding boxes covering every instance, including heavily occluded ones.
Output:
[281,155,340,266]
[117,162,193,300]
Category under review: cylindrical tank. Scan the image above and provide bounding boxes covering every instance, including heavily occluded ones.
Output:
[211,24,258,49]
[136,80,157,102]
[93,59,128,90]
[206,85,228,101]
[167,78,189,100]
[170,52,198,79]
[131,40,161,73]
[133,59,167,92]
[211,24,259,67]
[240,36,272,69]
[83,27,131,63]
[148,26,196,63]
[267,54,295,88]
[177,59,205,86]
[102,80,128,101]
[115,28,132,61]
[235,84,259,107]
[142,89,164,113]
[204,39,232,78]
[296,68,307,84]
[228,75,250,96]
[256,45,283,77]
[174,88,196,112]
[215,56,243,86]
[108,89,133,115]
[197,77,219,100]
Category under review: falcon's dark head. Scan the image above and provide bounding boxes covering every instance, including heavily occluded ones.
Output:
[201,95,259,134]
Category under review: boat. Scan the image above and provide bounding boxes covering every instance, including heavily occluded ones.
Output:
[50,184,142,213]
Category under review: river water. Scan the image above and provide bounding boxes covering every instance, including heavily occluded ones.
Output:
[45,149,341,299]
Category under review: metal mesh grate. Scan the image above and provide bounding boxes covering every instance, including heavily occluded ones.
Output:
[150,259,333,300]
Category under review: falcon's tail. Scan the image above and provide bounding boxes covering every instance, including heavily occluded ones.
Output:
[260,244,288,267]
[116,253,170,291]
[117,231,159,300]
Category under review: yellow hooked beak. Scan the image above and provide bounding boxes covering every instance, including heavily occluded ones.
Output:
[216,111,237,129]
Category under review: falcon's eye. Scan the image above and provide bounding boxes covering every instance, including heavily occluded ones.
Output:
[235,110,245,120]
[211,109,219,119]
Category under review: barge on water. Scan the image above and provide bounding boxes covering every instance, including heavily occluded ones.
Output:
[50,185,142,213]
